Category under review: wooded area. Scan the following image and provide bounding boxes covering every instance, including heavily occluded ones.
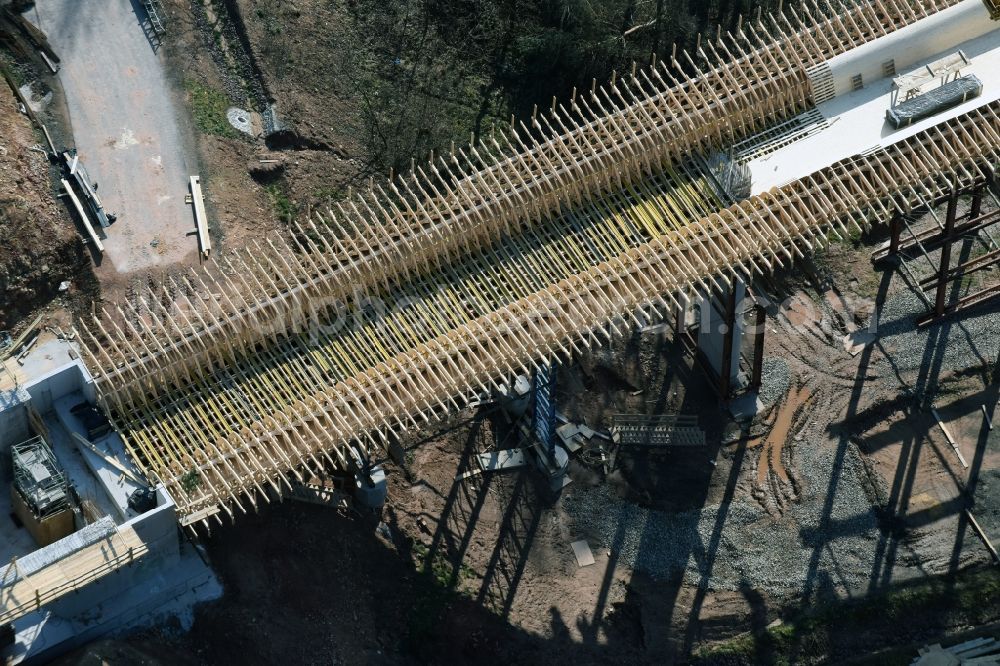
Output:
[331,0,773,171]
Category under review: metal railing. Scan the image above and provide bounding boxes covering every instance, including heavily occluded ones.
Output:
[143,0,166,35]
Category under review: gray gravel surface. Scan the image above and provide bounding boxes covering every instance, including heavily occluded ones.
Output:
[873,289,1000,396]
[974,469,1000,538]
[758,357,791,405]
[564,435,881,596]
[561,285,1000,597]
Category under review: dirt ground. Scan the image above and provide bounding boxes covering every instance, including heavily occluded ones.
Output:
[157,0,360,240]
[0,53,97,333]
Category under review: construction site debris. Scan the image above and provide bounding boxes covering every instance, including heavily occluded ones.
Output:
[931,408,969,469]
[61,151,114,228]
[887,75,982,129]
[610,414,706,448]
[843,329,876,356]
[914,636,1000,664]
[556,423,585,453]
[60,178,104,253]
[13,329,39,365]
[570,540,595,567]
[39,51,57,74]
[188,175,212,258]
[728,393,764,421]
[476,449,528,473]
[0,314,41,362]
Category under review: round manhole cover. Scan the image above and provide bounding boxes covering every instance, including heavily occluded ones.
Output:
[226,107,253,135]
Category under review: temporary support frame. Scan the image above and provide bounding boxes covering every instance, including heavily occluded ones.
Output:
[70,0,993,525]
[875,165,1000,327]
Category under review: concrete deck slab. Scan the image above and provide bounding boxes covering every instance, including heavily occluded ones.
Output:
[1,338,78,394]
[44,411,124,523]
[749,15,1000,194]
[49,395,146,523]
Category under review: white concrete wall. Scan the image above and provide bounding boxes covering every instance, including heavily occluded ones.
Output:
[126,486,180,564]
[0,355,217,666]
[0,387,31,459]
[44,486,181,620]
[826,0,997,97]
[24,361,93,414]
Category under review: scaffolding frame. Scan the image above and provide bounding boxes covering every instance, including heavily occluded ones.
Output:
[11,436,69,519]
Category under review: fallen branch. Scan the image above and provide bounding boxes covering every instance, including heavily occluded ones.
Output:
[623,19,656,37]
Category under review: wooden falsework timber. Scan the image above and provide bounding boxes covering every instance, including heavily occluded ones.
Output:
[72,0,989,524]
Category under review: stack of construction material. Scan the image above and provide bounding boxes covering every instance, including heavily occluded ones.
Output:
[610,414,706,448]
[886,75,983,128]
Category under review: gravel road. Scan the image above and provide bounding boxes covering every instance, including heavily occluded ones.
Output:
[30,0,198,271]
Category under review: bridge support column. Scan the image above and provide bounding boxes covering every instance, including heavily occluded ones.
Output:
[675,291,689,335]
[749,303,766,392]
[889,212,902,255]
[971,183,984,219]
[694,278,745,401]
[718,286,738,399]
[933,188,959,317]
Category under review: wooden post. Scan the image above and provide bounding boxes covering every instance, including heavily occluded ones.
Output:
[935,188,958,317]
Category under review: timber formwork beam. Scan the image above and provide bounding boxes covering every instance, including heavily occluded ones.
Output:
[79,97,1000,524]
[84,0,960,398]
[74,0,983,524]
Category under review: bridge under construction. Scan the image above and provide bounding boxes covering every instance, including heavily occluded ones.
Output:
[72,0,1000,527]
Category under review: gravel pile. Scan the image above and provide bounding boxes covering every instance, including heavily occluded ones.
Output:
[564,437,881,596]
